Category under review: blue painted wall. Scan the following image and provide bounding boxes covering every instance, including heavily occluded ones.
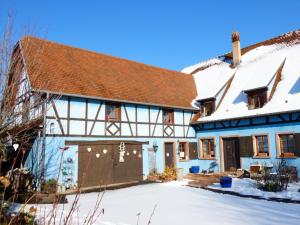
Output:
[26,136,199,186]
[25,95,300,187]
[196,120,300,173]
[24,95,199,186]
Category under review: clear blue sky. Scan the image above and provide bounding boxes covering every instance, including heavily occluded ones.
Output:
[1,0,300,71]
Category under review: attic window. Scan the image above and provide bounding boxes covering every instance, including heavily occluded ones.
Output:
[163,109,174,124]
[245,88,268,110]
[200,99,215,117]
[105,103,121,121]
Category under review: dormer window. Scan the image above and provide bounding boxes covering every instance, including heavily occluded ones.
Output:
[245,87,268,110]
[199,98,215,117]
[163,109,174,124]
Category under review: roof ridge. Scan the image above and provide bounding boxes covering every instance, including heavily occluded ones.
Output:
[185,28,300,73]
[222,28,300,58]
[20,35,191,77]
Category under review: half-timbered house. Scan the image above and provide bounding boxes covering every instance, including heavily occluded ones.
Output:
[6,29,300,188]
[10,37,198,188]
[184,30,300,174]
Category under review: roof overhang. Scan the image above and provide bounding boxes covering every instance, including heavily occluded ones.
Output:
[243,86,268,94]
[196,97,216,104]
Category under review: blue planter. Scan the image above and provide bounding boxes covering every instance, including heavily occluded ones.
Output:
[189,166,200,174]
[220,176,232,188]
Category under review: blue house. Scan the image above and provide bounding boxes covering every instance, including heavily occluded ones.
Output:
[184,30,300,174]
[5,29,300,188]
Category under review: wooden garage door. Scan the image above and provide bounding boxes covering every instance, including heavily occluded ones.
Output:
[78,142,143,188]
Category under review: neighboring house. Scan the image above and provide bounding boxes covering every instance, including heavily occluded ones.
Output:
[9,37,198,188]
[6,29,300,188]
[184,30,300,174]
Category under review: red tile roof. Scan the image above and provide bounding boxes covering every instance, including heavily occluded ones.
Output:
[20,36,196,110]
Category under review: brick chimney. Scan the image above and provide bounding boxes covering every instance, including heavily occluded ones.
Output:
[232,31,241,67]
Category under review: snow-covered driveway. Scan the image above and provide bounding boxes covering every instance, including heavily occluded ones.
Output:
[34,181,300,225]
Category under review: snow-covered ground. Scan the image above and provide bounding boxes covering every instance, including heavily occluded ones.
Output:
[23,181,300,225]
[209,178,300,200]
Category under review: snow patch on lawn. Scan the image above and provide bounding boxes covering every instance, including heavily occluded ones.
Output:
[209,178,300,200]
[16,181,300,225]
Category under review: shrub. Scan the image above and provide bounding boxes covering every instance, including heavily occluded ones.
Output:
[42,179,57,193]
[256,159,291,192]
[159,167,176,181]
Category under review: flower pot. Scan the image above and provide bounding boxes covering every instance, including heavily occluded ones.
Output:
[148,175,159,182]
[189,166,200,174]
[257,153,269,157]
[220,176,232,188]
[282,152,294,158]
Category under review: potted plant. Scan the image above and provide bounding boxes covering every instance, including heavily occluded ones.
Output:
[282,152,294,158]
[220,176,232,188]
[257,152,269,157]
[148,170,160,182]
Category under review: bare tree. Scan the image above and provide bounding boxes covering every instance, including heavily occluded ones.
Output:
[0,10,54,190]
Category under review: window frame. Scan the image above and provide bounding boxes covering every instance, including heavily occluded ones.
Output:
[246,88,268,110]
[178,142,189,161]
[199,137,216,159]
[252,134,270,158]
[162,109,174,125]
[105,102,121,122]
[276,132,296,158]
[200,100,215,117]
[49,122,55,134]
[22,96,30,122]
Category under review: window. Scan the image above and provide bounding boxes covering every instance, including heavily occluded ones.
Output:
[200,100,215,117]
[49,122,55,134]
[278,134,295,157]
[163,109,174,124]
[188,142,198,160]
[105,103,120,121]
[254,135,269,156]
[246,88,267,109]
[200,138,215,159]
[178,142,188,160]
[22,97,30,122]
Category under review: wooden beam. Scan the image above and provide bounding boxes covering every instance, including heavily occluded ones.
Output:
[216,74,235,109]
[185,112,193,137]
[51,100,65,135]
[135,105,138,136]
[278,115,287,122]
[123,104,133,136]
[85,99,88,135]
[183,110,185,137]
[148,106,151,137]
[268,58,286,101]
[152,108,161,137]
[67,97,70,135]
[89,102,102,135]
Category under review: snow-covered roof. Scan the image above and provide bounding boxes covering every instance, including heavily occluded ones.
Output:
[190,60,236,101]
[183,30,300,122]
